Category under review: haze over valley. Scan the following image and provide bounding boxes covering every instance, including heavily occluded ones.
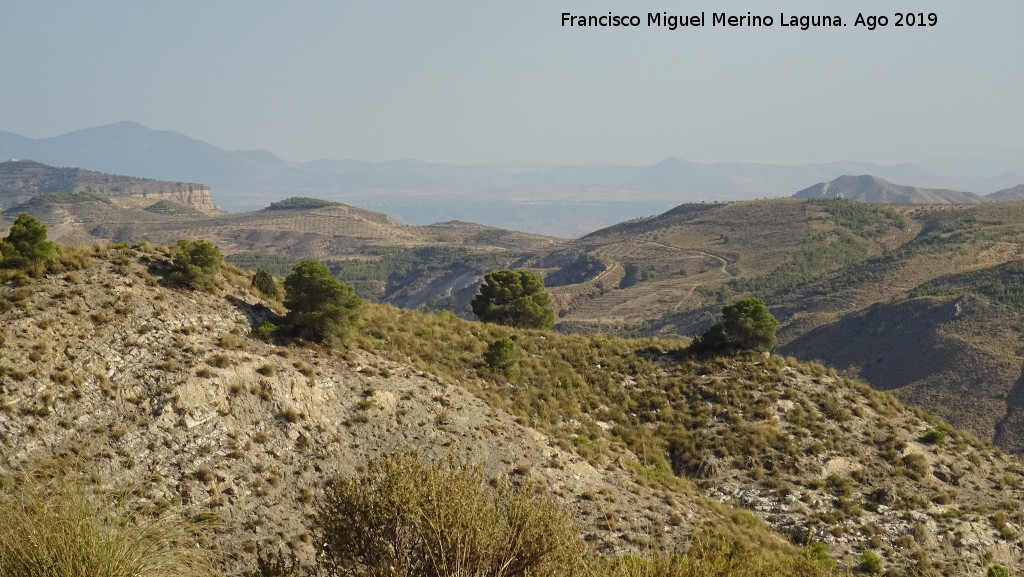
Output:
[4,122,1024,237]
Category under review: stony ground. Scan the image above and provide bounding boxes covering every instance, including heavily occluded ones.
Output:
[1,244,1024,576]
[0,246,702,574]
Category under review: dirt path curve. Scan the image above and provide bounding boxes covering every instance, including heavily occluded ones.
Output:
[643,241,732,276]
[593,262,619,283]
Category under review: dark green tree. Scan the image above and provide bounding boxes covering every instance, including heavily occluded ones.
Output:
[722,297,779,351]
[0,213,56,269]
[283,259,362,345]
[691,297,778,353]
[470,270,555,329]
[250,267,281,299]
[168,239,223,291]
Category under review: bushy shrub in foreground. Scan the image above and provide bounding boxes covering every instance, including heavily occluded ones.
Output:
[315,452,586,577]
[0,472,208,577]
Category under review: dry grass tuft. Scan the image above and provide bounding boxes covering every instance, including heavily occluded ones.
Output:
[0,471,212,577]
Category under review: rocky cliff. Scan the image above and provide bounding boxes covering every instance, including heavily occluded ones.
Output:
[0,159,218,214]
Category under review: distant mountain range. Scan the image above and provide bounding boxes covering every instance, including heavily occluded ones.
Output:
[3,121,1024,236]
[792,175,986,204]
[989,184,1024,201]
[792,175,1024,204]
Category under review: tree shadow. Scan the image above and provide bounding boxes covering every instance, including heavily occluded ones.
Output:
[226,295,280,329]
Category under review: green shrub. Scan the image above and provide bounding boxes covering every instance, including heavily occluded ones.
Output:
[168,239,223,291]
[254,320,279,341]
[807,542,836,568]
[988,565,1010,577]
[857,551,882,574]
[315,452,586,577]
[730,510,759,527]
[251,268,281,299]
[922,423,953,445]
[825,474,852,497]
[1000,525,1018,541]
[484,336,520,380]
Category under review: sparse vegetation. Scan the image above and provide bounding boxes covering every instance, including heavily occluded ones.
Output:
[812,198,906,238]
[0,229,1022,576]
[266,196,342,210]
[910,260,1024,314]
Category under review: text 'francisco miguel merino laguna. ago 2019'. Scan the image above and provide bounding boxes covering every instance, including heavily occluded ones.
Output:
[561,12,938,31]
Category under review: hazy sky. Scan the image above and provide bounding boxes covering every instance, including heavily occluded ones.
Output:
[2,1,1019,166]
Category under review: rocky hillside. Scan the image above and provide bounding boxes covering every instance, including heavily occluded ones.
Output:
[0,247,698,575]
[0,159,217,213]
[502,198,1024,464]
[781,294,1024,452]
[792,175,985,204]
[14,192,1024,471]
[1,245,1024,576]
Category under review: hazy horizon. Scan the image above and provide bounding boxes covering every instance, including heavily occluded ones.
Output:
[2,1,1020,167]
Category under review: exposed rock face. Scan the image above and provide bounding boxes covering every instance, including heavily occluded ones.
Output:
[114,185,217,213]
[0,159,218,214]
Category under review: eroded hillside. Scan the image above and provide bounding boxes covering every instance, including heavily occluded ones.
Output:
[11,193,1024,466]
[0,247,697,574]
[1,245,1024,575]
